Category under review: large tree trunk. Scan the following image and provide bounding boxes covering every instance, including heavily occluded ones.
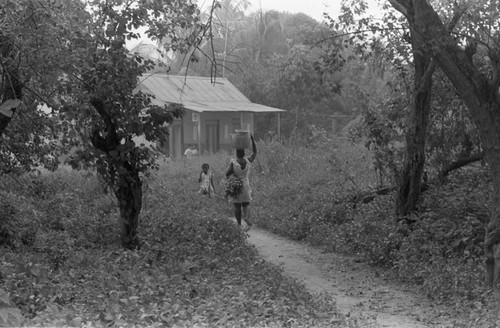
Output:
[115,163,142,250]
[389,0,500,287]
[396,26,434,217]
[90,98,143,250]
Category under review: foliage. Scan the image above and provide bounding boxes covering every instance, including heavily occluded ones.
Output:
[0,160,341,327]
[281,13,326,46]
[174,5,351,139]
[238,41,348,138]
[250,139,497,325]
[0,0,213,248]
[0,0,78,173]
[340,34,480,186]
[343,57,407,184]
[1,138,498,326]
[223,175,243,199]
[54,0,204,175]
[386,0,500,288]
[426,70,481,175]
[252,137,377,240]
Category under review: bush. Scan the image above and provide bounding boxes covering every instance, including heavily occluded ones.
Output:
[0,159,342,327]
[0,140,493,326]
[250,139,492,316]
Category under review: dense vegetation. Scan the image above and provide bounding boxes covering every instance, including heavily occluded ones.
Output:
[252,138,500,327]
[2,0,500,326]
[0,158,345,327]
[2,139,500,326]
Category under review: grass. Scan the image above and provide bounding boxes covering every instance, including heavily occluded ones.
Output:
[0,155,344,327]
[248,139,500,327]
[2,139,500,327]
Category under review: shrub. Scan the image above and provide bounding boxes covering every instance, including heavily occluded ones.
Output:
[0,139,493,326]
[250,139,491,312]
[0,158,342,327]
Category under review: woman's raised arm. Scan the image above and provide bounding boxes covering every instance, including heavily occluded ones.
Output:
[248,135,257,163]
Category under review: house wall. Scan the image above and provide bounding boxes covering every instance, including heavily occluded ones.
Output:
[181,110,254,155]
[156,110,255,158]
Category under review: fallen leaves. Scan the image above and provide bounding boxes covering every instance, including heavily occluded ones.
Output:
[0,165,341,327]
[0,289,23,327]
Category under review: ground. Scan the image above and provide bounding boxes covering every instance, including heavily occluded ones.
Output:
[245,225,454,328]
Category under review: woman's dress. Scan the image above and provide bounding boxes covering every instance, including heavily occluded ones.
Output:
[230,158,252,203]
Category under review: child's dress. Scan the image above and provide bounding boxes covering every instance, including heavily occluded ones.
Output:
[199,172,214,195]
[230,158,252,203]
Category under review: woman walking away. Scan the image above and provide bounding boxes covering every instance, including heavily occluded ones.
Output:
[226,134,257,228]
[199,163,215,197]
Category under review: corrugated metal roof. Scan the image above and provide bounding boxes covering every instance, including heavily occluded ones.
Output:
[137,74,285,113]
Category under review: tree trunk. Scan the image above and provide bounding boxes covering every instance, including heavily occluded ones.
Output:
[395,23,434,217]
[0,34,23,137]
[90,98,143,250]
[388,0,500,287]
[484,158,500,286]
[115,163,142,250]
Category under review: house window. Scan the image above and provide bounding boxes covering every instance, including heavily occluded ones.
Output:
[224,124,229,140]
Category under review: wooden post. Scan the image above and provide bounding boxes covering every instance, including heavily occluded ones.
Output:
[197,115,202,154]
[250,113,254,134]
[168,124,173,158]
[277,112,281,140]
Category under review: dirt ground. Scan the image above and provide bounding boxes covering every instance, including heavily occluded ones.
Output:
[245,225,454,328]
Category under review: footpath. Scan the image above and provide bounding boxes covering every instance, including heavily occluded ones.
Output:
[246,226,452,328]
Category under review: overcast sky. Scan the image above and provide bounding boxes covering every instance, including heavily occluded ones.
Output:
[203,0,384,22]
[246,0,343,21]
[128,1,383,48]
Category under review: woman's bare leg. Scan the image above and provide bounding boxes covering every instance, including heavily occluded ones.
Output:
[233,203,242,225]
[242,203,252,227]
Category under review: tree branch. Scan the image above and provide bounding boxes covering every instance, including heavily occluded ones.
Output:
[439,153,483,182]
[387,0,410,19]
[90,98,120,153]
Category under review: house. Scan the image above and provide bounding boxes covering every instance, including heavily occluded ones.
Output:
[136,74,284,157]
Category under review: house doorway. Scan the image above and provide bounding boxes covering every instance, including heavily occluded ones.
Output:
[206,120,219,153]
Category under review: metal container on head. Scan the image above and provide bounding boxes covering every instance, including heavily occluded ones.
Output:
[231,130,251,149]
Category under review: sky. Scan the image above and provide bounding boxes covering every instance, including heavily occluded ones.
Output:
[128,0,383,48]
[246,0,343,22]
[203,0,385,23]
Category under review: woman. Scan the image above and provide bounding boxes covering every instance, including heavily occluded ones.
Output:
[225,134,257,228]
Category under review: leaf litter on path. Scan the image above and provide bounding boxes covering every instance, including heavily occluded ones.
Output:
[245,225,452,328]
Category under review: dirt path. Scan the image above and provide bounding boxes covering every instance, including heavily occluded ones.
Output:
[245,226,450,328]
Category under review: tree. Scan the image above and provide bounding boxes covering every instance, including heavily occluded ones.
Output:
[166,0,252,77]
[387,0,500,287]
[1,0,210,250]
[281,13,324,46]
[256,45,344,136]
[330,0,481,217]
[332,0,434,216]
[0,0,76,173]
[251,10,288,63]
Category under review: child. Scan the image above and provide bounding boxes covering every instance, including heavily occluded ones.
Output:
[199,163,215,197]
